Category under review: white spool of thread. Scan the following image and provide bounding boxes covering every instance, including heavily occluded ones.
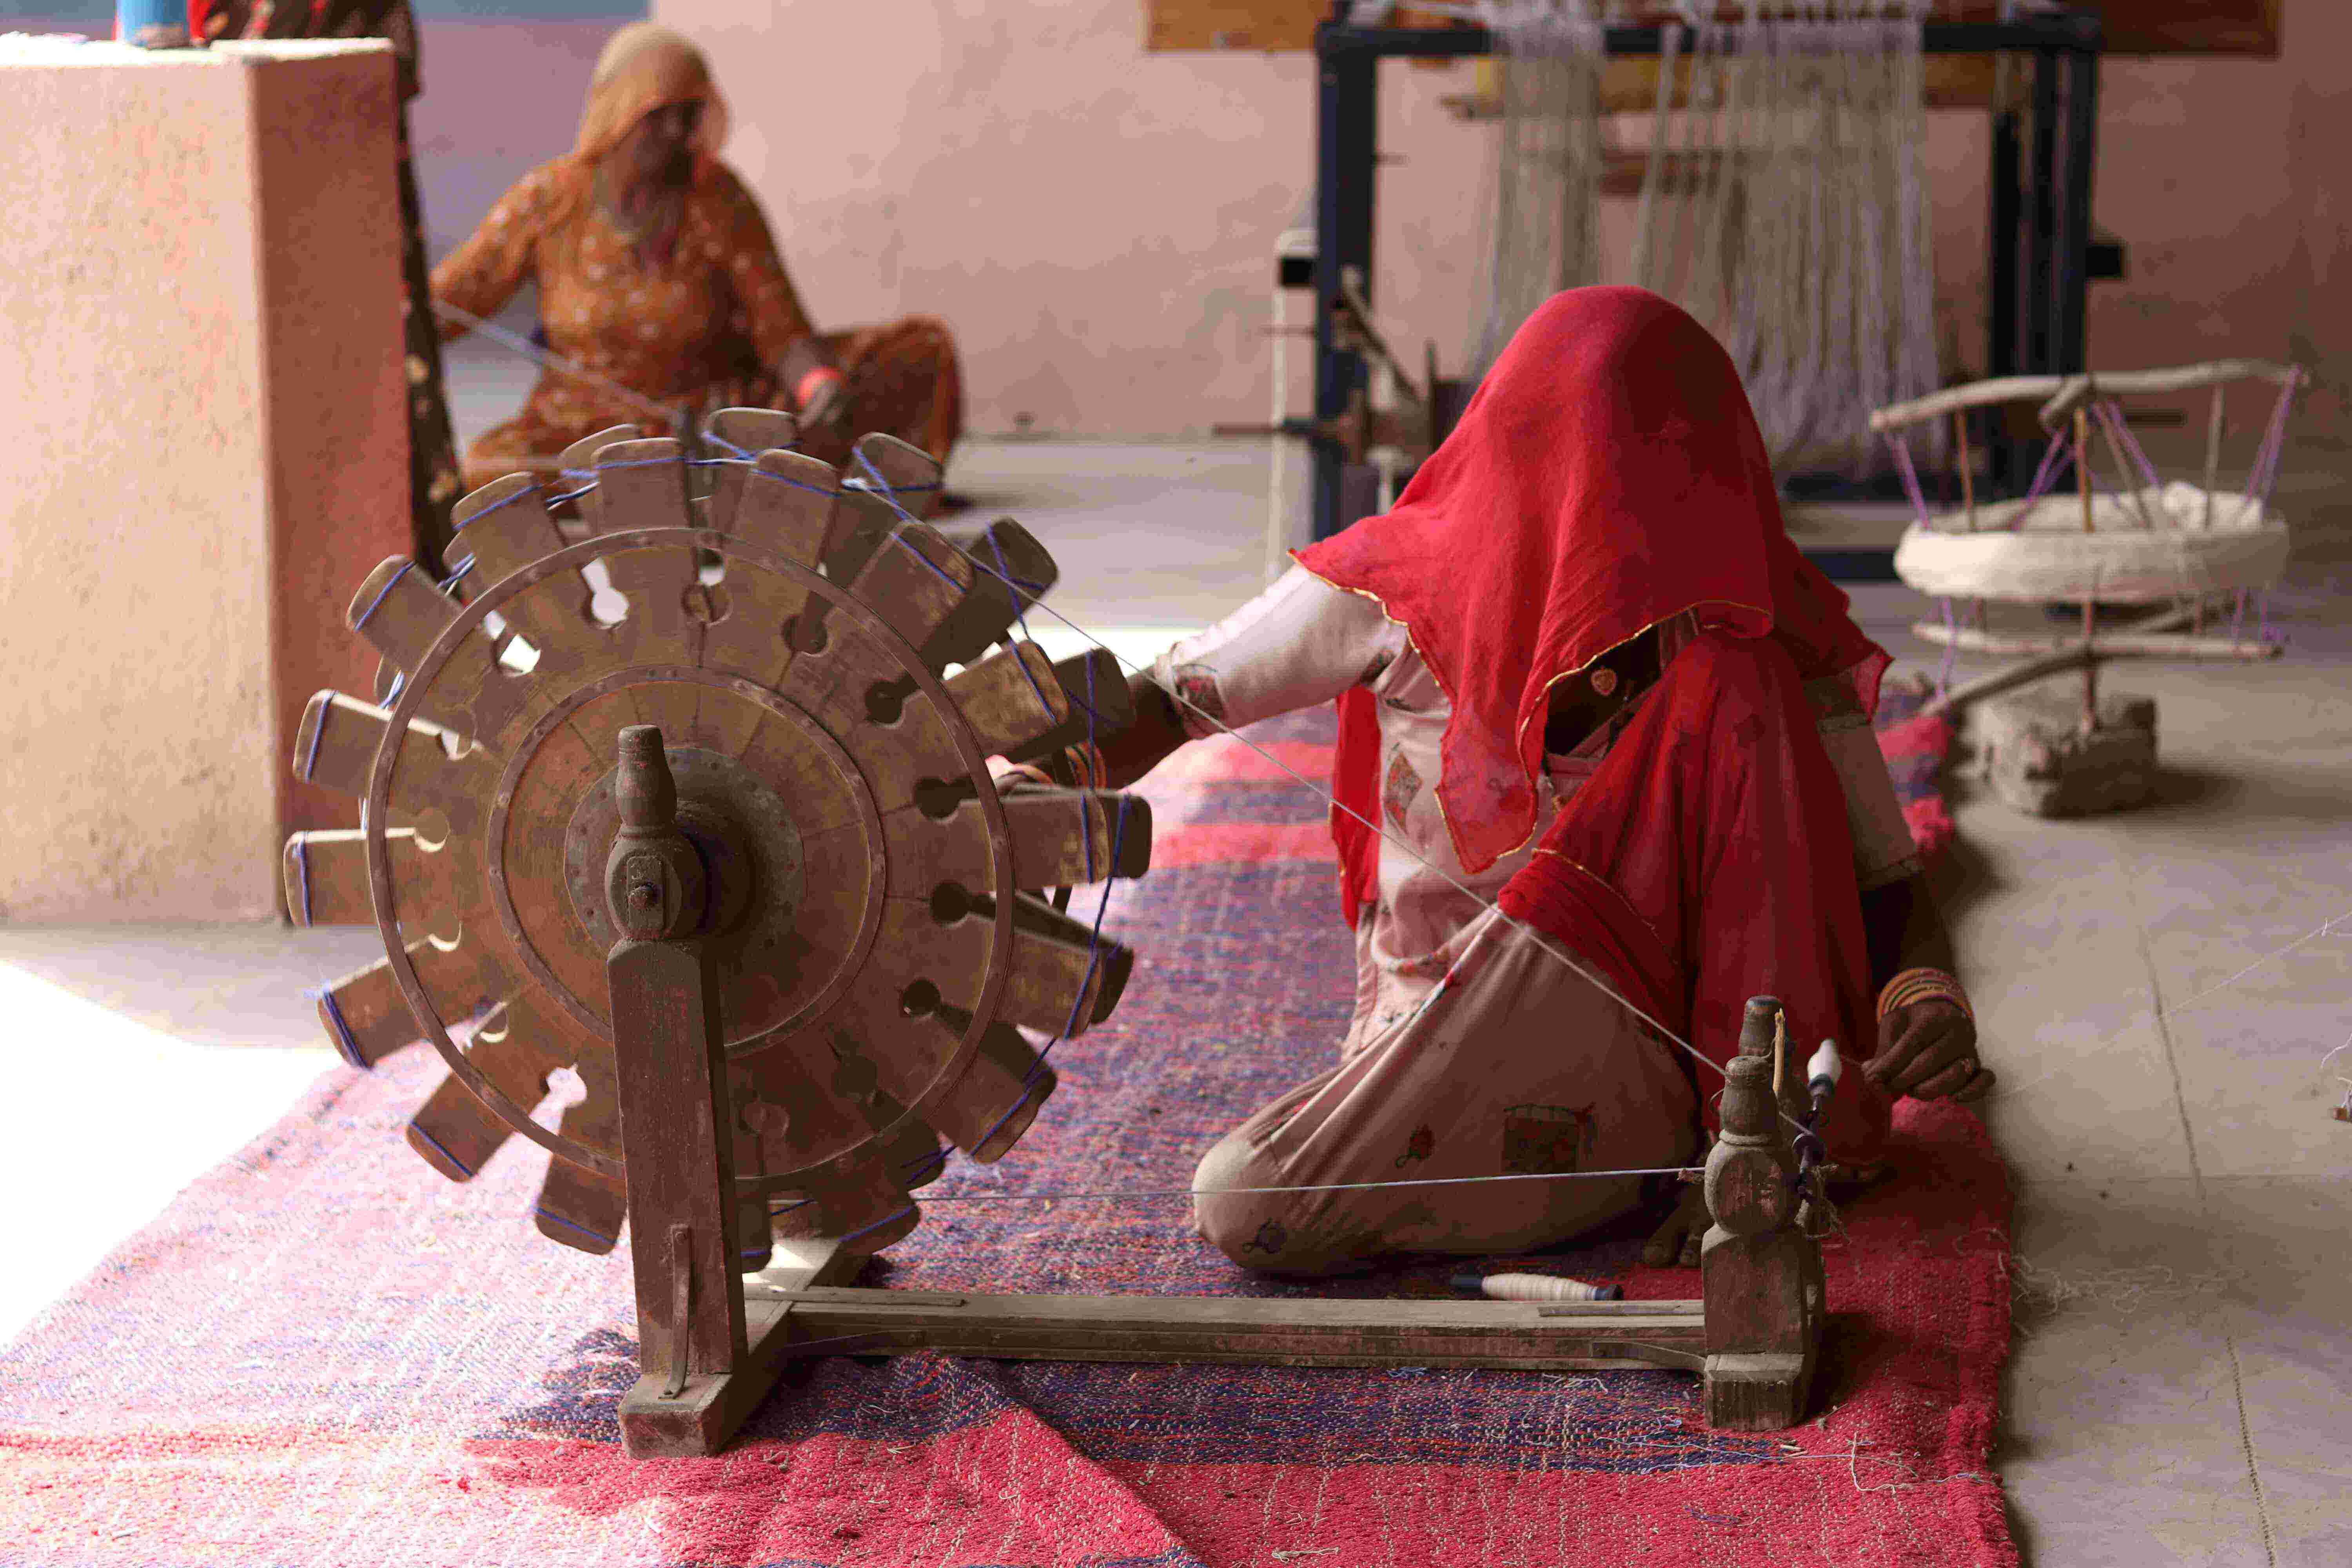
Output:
[1808,1039,1843,1113]
[1450,1271,1622,1303]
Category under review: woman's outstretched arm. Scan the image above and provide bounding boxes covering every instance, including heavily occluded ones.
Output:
[428,167,559,345]
[1039,566,1405,791]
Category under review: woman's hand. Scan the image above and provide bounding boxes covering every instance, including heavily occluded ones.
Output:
[1091,672,1192,791]
[799,372,850,430]
[779,337,849,429]
[1866,998,1993,1103]
[988,760,1057,795]
[1641,1178,1710,1268]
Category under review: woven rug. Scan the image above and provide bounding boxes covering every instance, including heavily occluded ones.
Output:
[1876,672,1959,870]
[0,701,2002,1568]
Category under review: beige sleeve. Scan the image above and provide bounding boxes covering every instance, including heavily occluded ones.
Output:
[1808,678,1922,892]
[1149,566,1406,737]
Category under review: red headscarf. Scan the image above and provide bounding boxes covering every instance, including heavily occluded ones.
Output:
[1297,287,1888,922]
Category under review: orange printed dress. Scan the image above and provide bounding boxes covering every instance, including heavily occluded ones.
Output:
[431,24,962,494]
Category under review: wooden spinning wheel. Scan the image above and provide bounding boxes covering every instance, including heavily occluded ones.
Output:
[287,412,1831,1459]
[286,415,1149,1273]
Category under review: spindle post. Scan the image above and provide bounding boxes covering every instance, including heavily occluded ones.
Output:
[1699,998,1826,1430]
[1953,410,1976,531]
[2075,408,2099,735]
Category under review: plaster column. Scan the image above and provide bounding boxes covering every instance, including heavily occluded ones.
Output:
[0,38,409,922]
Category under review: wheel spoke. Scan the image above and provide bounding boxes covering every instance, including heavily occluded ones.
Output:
[534,1063,628,1255]
[405,1014,559,1183]
[946,642,1070,757]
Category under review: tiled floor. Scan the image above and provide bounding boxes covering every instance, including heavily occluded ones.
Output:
[5,375,2345,1562]
[1930,648,2352,1568]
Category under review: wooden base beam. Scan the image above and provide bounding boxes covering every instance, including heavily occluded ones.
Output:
[1702,1352,1814,1430]
[623,1291,1719,1457]
[620,1238,863,1457]
[617,1001,1831,1457]
[748,1285,1708,1373]
[622,1239,1719,1457]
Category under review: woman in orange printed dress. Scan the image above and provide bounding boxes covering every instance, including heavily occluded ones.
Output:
[430,23,964,495]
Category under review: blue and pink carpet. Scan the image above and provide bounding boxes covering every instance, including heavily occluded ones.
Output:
[0,686,2009,1567]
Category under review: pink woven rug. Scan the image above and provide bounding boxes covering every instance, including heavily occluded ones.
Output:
[0,703,2007,1568]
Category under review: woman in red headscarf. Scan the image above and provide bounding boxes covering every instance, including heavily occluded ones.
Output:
[1075,289,1987,1275]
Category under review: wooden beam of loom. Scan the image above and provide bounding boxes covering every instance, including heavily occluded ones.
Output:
[1141,2,2283,59]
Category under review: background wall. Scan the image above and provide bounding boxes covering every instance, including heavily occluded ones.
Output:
[659,0,2349,441]
[3,0,626,329]
[7,1,2341,438]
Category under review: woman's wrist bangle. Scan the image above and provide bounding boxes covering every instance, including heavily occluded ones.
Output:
[795,365,844,407]
[992,761,1054,793]
[1878,966,1972,1021]
[1061,741,1107,790]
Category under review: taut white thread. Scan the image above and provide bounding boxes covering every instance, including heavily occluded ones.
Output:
[842,468,1740,1098]
[432,298,680,425]
[809,1164,1703,1208]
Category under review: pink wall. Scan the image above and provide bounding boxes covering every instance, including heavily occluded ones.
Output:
[652,0,1330,436]
[2083,17,2347,433]
[650,0,2343,440]
[212,4,2346,440]
[407,20,615,267]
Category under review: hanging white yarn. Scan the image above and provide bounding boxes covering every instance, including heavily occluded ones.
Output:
[1465,1,1610,378]
[1641,2,1942,473]
[1468,2,1942,475]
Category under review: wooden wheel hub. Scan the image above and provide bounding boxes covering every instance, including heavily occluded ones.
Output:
[576,749,775,939]
[562,746,803,992]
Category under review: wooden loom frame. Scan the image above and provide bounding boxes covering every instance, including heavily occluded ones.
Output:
[1152,4,2283,543]
[1298,6,2121,548]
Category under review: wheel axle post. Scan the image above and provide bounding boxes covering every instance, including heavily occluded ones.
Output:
[606,725,711,941]
[605,724,755,1453]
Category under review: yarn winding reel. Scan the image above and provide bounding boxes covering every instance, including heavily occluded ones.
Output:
[288,415,1826,1456]
[1875,360,2303,815]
